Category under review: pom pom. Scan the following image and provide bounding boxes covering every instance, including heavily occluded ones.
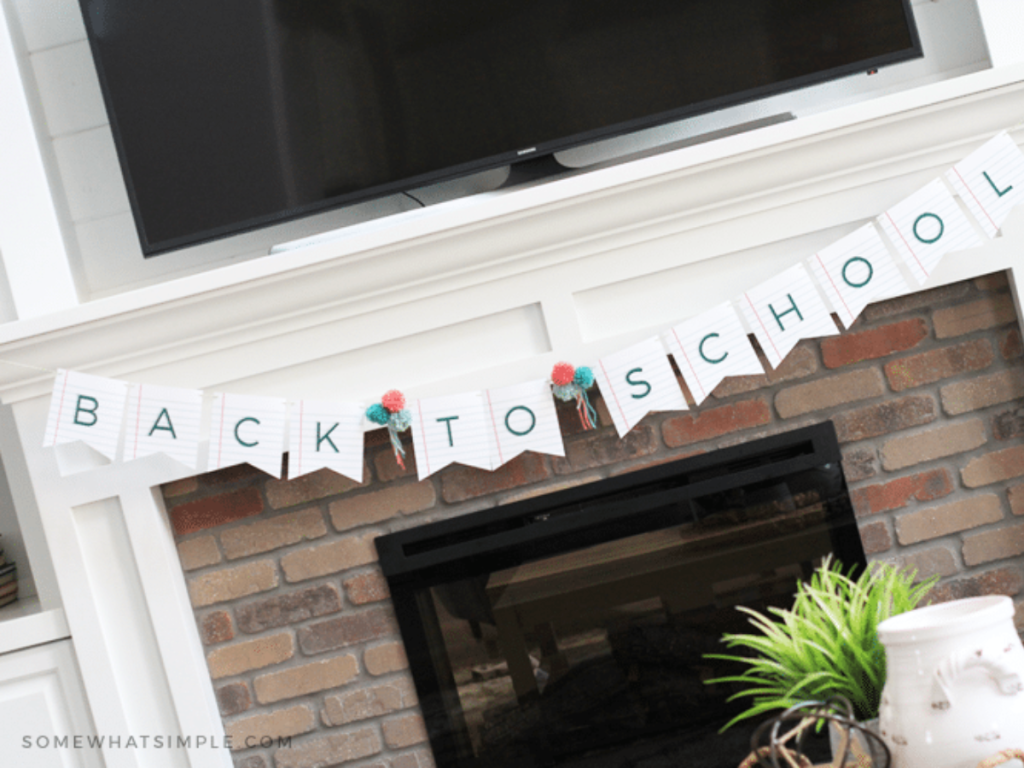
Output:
[573,366,595,389]
[552,383,577,402]
[389,410,412,432]
[551,362,576,387]
[381,390,406,413]
[366,403,389,425]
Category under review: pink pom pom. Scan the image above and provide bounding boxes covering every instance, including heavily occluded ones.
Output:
[551,362,576,387]
[381,390,406,413]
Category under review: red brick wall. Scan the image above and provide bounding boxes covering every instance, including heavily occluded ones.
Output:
[164,271,1024,768]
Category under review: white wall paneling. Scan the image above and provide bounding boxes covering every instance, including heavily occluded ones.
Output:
[29,40,104,139]
[0,0,78,318]
[9,0,84,52]
[51,128,131,224]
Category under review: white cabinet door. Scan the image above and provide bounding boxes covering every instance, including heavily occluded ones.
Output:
[0,640,103,768]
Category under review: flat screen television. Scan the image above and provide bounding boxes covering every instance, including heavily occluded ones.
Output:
[79,0,922,255]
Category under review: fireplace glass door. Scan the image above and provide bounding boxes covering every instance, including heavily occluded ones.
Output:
[377,423,865,768]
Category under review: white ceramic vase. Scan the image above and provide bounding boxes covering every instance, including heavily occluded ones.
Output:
[877,596,1024,768]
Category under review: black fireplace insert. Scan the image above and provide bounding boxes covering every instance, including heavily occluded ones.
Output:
[375,422,866,768]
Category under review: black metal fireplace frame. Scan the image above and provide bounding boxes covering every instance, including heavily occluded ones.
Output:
[376,421,865,768]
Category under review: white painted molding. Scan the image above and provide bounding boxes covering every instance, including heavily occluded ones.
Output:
[8,396,228,768]
[0,596,69,655]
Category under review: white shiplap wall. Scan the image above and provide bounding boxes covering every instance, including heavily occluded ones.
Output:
[6,0,993,302]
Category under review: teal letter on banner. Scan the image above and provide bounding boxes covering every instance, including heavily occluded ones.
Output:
[625,368,652,399]
[769,294,803,332]
[983,171,1013,198]
[74,395,99,427]
[912,213,944,244]
[234,417,260,447]
[148,408,177,439]
[316,422,339,453]
[437,416,459,447]
[504,406,536,436]
[841,256,873,288]
[698,333,728,364]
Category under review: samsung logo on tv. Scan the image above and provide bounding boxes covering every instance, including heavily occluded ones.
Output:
[517,147,538,156]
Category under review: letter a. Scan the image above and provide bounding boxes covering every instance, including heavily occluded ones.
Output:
[148,407,177,439]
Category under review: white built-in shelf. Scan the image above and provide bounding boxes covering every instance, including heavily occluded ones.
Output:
[0,595,69,656]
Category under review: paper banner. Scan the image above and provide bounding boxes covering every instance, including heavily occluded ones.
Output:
[808,223,908,329]
[665,302,764,406]
[594,337,687,437]
[484,379,565,467]
[124,383,203,468]
[411,392,494,480]
[209,393,287,478]
[740,263,839,369]
[43,369,130,460]
[877,178,982,284]
[289,400,364,482]
[946,132,1024,238]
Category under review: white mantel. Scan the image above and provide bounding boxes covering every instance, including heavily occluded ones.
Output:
[0,64,1023,405]
[0,46,1023,768]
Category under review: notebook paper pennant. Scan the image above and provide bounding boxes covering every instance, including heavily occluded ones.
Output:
[209,393,287,478]
[485,379,564,467]
[124,383,203,469]
[411,392,494,480]
[946,132,1024,238]
[290,400,364,482]
[808,223,908,329]
[44,369,129,460]
[877,178,982,284]
[594,337,687,437]
[665,303,764,406]
[740,263,839,369]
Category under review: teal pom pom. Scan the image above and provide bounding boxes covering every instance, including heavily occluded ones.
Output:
[366,403,389,425]
[574,366,595,389]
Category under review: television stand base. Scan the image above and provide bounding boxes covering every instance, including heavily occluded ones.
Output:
[500,154,574,188]
[269,112,795,255]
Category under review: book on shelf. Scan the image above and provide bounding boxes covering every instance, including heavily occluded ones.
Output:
[0,578,18,607]
[0,562,15,587]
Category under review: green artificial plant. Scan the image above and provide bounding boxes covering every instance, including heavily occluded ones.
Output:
[705,556,937,730]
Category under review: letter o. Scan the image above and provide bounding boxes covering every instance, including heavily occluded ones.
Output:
[504,405,536,436]
[912,212,944,244]
[841,256,874,288]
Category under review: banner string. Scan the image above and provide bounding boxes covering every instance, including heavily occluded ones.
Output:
[0,359,58,374]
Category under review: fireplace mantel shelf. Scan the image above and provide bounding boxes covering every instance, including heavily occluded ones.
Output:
[0,64,1020,406]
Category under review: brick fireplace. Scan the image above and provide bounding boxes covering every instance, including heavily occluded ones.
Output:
[164,272,1024,768]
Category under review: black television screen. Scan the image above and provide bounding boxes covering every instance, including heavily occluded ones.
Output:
[80,0,921,255]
